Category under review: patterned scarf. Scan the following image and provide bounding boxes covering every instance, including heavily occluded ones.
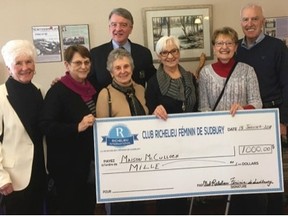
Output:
[111,79,146,116]
[156,64,197,112]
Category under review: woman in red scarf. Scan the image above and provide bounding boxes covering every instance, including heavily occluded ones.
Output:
[40,45,97,214]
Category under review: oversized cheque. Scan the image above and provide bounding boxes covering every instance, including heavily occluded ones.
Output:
[93,108,284,203]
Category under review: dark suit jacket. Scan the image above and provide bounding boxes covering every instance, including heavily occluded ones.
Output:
[89,40,156,92]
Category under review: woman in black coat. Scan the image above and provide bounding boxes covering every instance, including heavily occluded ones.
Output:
[40,45,97,214]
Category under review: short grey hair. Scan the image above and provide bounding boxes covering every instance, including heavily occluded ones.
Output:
[106,48,134,72]
[240,3,264,19]
[109,8,134,25]
[155,35,180,55]
[1,40,36,68]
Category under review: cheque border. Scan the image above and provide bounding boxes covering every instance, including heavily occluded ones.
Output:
[93,108,284,203]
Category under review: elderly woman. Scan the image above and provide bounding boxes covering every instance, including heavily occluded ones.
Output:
[198,27,262,114]
[96,48,148,118]
[145,35,198,214]
[197,27,263,214]
[145,35,198,121]
[0,40,46,214]
[39,45,97,214]
[96,48,148,214]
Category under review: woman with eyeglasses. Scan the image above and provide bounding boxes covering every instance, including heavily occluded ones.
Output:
[145,35,199,214]
[39,45,97,214]
[198,26,262,114]
[197,27,263,214]
[146,36,199,120]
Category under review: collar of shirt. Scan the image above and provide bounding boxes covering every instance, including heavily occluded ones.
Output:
[112,40,131,53]
[241,32,265,50]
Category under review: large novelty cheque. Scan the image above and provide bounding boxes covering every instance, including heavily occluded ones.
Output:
[93,109,283,203]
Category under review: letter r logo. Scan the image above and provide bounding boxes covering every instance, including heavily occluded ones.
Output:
[116,127,124,137]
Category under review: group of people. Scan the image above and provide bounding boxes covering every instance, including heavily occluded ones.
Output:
[0,3,287,215]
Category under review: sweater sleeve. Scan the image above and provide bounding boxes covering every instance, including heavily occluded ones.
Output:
[278,41,288,123]
[145,76,160,114]
[198,67,212,112]
[245,65,263,109]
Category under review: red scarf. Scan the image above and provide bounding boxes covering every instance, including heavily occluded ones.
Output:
[212,59,255,110]
[60,72,96,102]
[212,58,236,78]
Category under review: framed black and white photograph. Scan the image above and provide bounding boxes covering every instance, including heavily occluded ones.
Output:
[142,5,213,62]
[61,24,90,51]
[264,16,288,47]
[32,25,61,63]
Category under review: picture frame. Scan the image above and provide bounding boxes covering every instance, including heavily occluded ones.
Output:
[32,25,61,63]
[264,16,288,47]
[61,24,90,51]
[142,5,213,62]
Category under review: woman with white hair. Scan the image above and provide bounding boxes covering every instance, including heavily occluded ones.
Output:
[145,35,199,214]
[146,35,198,120]
[0,40,46,214]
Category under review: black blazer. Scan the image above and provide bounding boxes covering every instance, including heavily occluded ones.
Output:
[89,40,156,92]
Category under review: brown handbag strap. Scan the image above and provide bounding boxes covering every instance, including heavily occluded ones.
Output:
[106,87,112,117]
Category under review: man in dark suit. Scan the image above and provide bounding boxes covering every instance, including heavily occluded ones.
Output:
[89,8,156,92]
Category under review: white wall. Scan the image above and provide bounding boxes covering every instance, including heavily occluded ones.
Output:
[0,0,287,92]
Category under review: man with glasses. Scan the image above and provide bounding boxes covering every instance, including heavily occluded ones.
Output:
[233,3,288,215]
[89,8,156,92]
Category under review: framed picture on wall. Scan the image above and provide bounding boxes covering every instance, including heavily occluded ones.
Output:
[61,24,90,51]
[142,5,213,62]
[32,25,61,63]
[264,16,288,47]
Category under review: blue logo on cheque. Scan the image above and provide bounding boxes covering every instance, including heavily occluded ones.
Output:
[102,124,138,147]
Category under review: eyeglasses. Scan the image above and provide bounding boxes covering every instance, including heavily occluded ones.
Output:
[160,48,179,57]
[109,22,131,29]
[70,60,91,67]
[214,41,235,47]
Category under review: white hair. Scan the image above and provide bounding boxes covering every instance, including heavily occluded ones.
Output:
[1,40,36,68]
[155,35,180,55]
[240,3,264,19]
